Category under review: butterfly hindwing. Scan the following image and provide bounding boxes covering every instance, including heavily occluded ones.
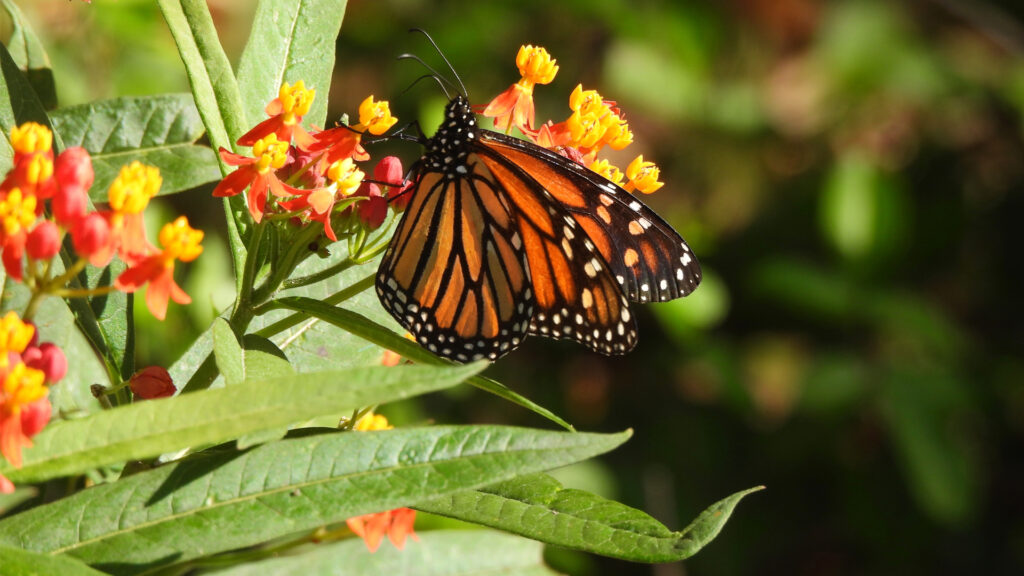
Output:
[475,147,638,355]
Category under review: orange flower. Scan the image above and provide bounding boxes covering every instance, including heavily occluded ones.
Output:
[278,158,365,241]
[3,122,56,200]
[482,45,558,135]
[0,362,49,468]
[89,162,163,267]
[0,187,38,280]
[115,216,203,320]
[624,155,664,194]
[346,508,419,553]
[237,81,317,150]
[213,134,300,223]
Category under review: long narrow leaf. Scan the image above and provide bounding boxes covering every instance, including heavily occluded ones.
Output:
[0,426,630,574]
[0,545,107,576]
[1,0,56,109]
[236,0,348,128]
[417,473,763,563]
[0,42,57,171]
[0,363,485,484]
[275,296,575,431]
[212,529,559,576]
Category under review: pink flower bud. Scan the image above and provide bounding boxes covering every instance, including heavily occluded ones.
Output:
[72,212,110,257]
[24,342,67,384]
[357,184,388,230]
[26,220,60,260]
[373,156,404,187]
[389,181,413,211]
[0,474,13,494]
[54,147,94,191]
[53,183,88,226]
[20,398,51,437]
[129,366,176,399]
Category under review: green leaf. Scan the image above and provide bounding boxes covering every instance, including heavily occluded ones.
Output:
[0,545,108,576]
[274,295,576,431]
[69,259,134,382]
[157,0,246,153]
[213,529,561,576]
[0,427,630,574]
[0,486,36,516]
[417,473,762,563]
[236,0,348,129]
[1,0,57,109]
[0,41,57,173]
[50,94,221,196]
[212,317,245,386]
[0,363,486,484]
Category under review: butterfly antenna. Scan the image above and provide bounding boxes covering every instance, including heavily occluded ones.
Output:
[396,53,457,98]
[408,28,468,98]
[399,71,452,100]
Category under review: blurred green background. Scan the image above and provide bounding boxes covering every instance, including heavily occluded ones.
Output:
[7,0,1024,574]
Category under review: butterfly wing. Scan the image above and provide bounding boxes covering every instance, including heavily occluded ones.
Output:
[376,162,534,362]
[474,145,638,355]
[478,131,701,304]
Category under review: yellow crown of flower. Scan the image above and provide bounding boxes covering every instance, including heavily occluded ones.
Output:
[0,189,38,238]
[10,123,52,155]
[3,362,47,415]
[158,216,204,263]
[0,311,35,361]
[327,158,366,196]
[516,45,558,85]
[358,96,398,136]
[279,80,315,122]
[626,155,664,194]
[252,134,289,173]
[109,162,162,214]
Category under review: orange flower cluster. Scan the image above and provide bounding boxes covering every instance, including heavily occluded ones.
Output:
[480,46,665,194]
[0,311,66,493]
[344,413,419,553]
[214,83,409,239]
[0,122,203,320]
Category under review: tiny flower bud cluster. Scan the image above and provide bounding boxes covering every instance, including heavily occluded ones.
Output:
[214,84,408,242]
[0,123,203,321]
[481,46,665,194]
[0,311,66,493]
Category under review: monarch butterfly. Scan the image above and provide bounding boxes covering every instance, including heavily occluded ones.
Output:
[376,55,700,363]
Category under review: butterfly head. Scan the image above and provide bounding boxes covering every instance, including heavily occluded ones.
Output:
[424,96,478,179]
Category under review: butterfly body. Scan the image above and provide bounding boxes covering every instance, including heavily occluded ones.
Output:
[376,96,700,362]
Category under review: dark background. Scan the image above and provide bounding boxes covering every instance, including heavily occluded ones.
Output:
[13,0,1024,574]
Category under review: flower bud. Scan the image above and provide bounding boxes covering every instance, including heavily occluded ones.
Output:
[55,147,94,191]
[26,220,60,260]
[20,398,51,437]
[129,366,176,399]
[53,183,89,226]
[72,212,110,257]
[24,342,67,384]
[373,156,404,188]
[357,184,388,230]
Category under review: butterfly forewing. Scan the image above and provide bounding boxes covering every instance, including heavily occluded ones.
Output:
[478,131,701,303]
[376,161,534,362]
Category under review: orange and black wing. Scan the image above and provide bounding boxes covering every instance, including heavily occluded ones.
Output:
[478,131,701,304]
[473,143,639,355]
[376,160,534,362]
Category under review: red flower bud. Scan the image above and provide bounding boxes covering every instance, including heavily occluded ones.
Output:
[53,183,88,226]
[24,342,67,384]
[20,398,51,437]
[26,220,60,260]
[389,181,413,211]
[129,366,176,399]
[373,156,404,187]
[72,212,110,257]
[0,474,13,494]
[54,147,94,191]
[357,184,388,230]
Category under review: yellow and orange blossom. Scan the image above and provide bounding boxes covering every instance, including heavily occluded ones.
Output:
[625,155,664,194]
[252,134,290,175]
[0,312,35,368]
[357,96,398,136]
[277,80,315,125]
[9,122,52,156]
[516,45,559,87]
[158,216,204,264]
[109,161,162,217]
[589,159,624,186]
[0,189,37,239]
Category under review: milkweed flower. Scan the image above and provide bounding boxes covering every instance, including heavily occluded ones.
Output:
[238,80,317,150]
[624,155,664,194]
[589,159,625,187]
[345,413,419,552]
[115,216,203,320]
[482,45,558,135]
[89,161,163,266]
[0,188,38,280]
[214,133,300,223]
[3,122,56,200]
[279,157,365,241]
[309,96,398,168]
